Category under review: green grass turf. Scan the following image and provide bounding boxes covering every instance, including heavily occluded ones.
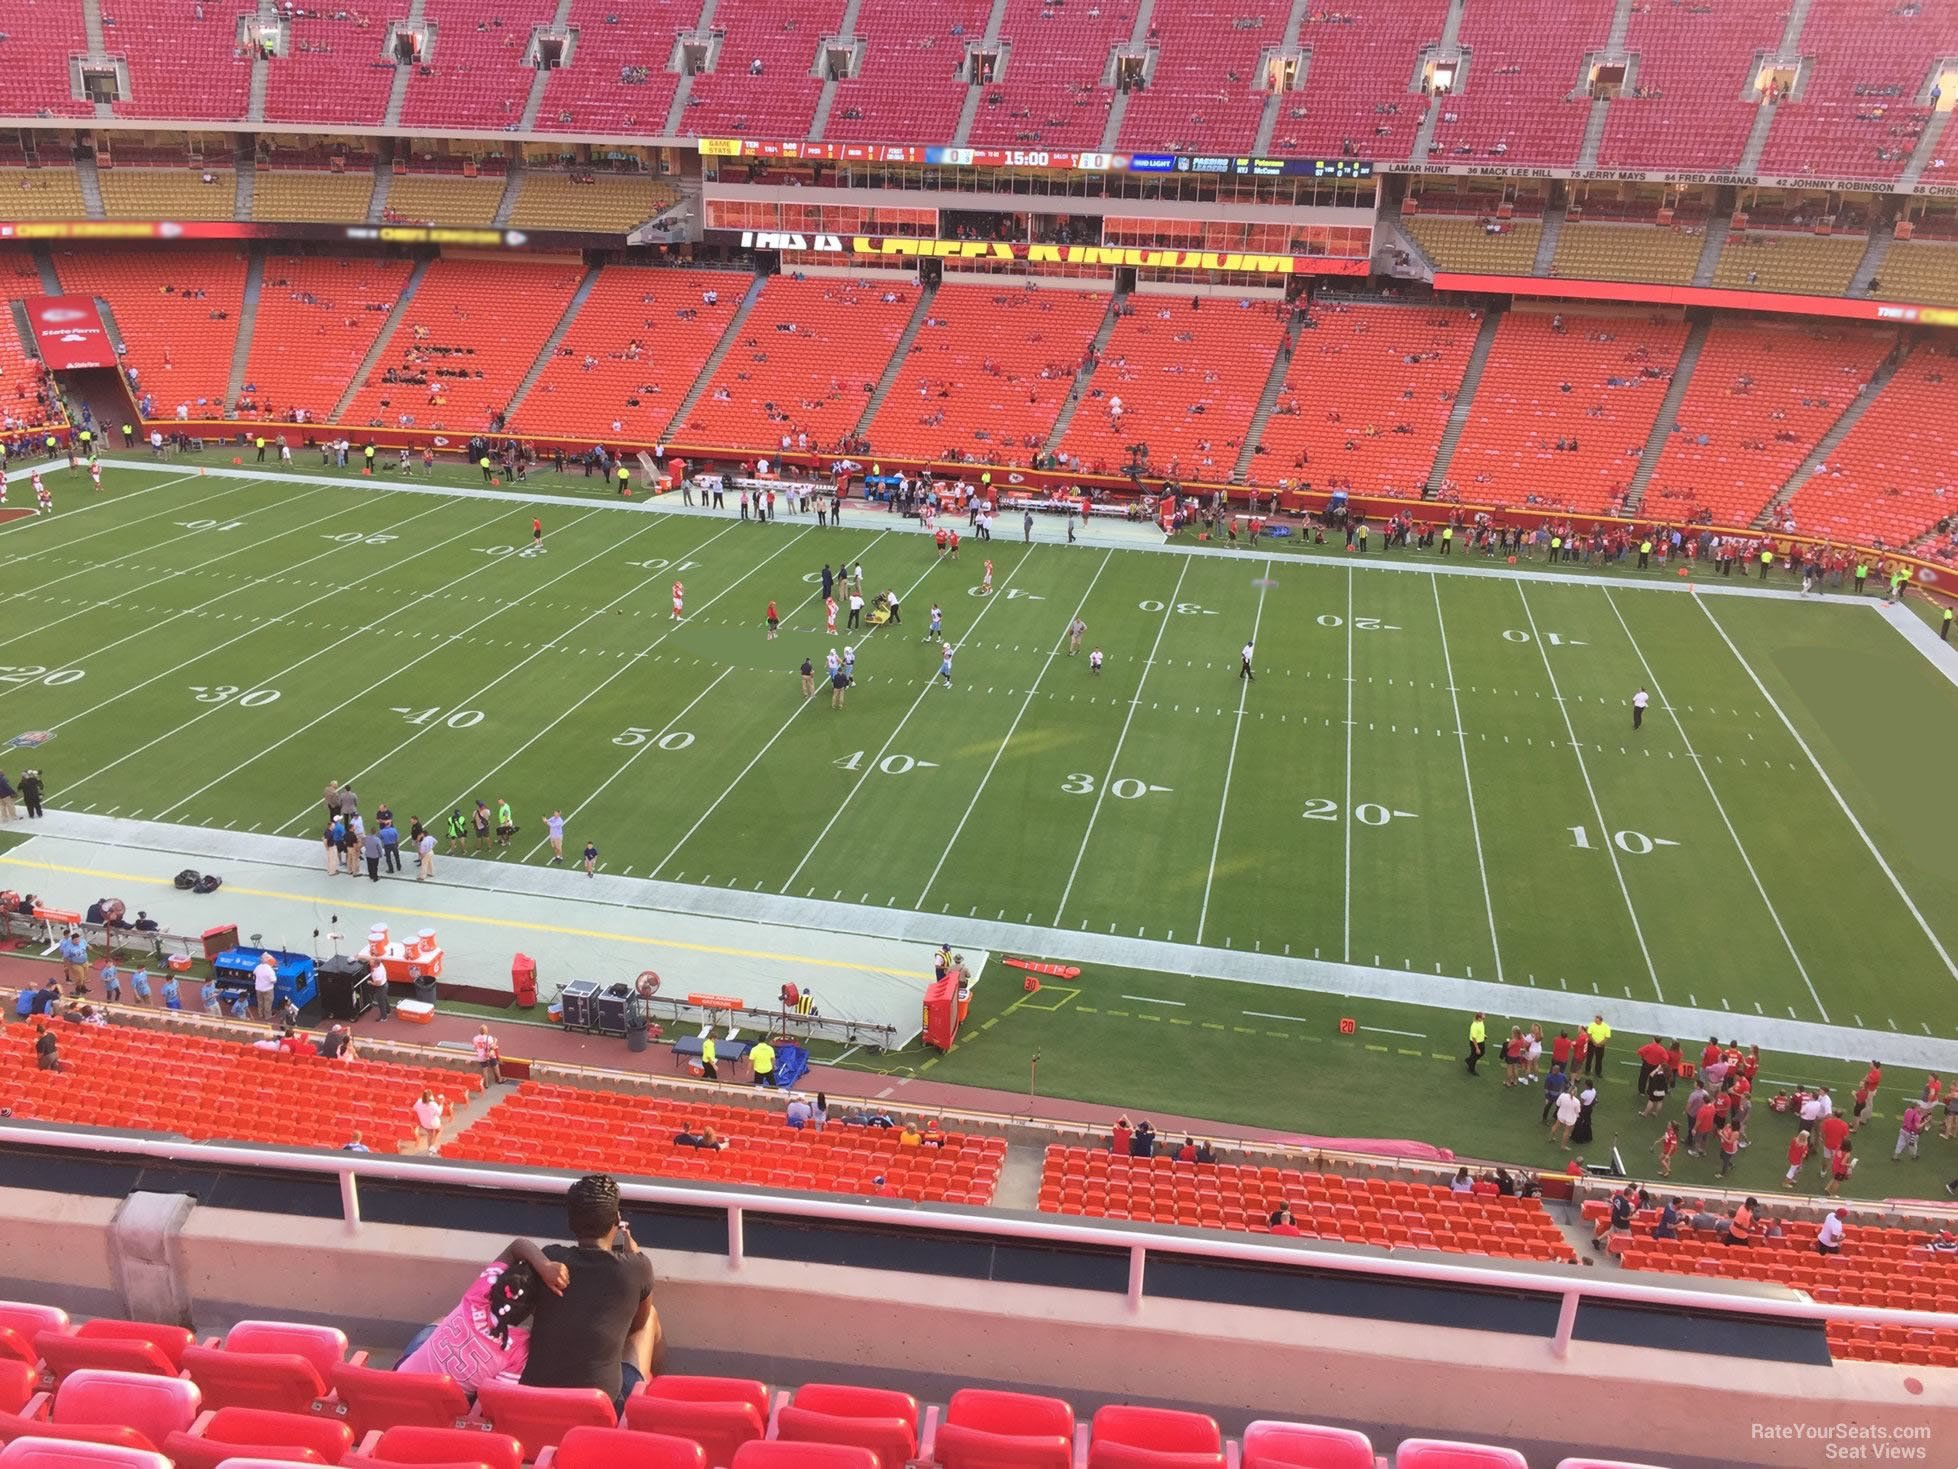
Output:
[6,460,1958,1161]
[811,958,1955,1202]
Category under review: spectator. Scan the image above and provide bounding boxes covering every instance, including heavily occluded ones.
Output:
[809,1092,829,1131]
[1551,1084,1582,1149]
[1176,1137,1198,1163]
[1449,1167,1473,1194]
[1893,1099,1928,1161]
[366,957,392,1020]
[1268,1204,1302,1237]
[898,1120,924,1146]
[1111,1115,1133,1154]
[473,1025,503,1086]
[1726,1197,1758,1247]
[342,1131,370,1152]
[33,1020,58,1071]
[1593,1185,1638,1251]
[1827,1139,1857,1196]
[674,1125,726,1150]
[318,1024,352,1060]
[870,1174,899,1197]
[1652,1197,1681,1240]
[398,1243,567,1396]
[1816,1208,1847,1256]
[252,952,278,1021]
[57,929,86,991]
[785,1095,813,1129]
[413,1089,447,1155]
[1130,1120,1157,1158]
[519,1175,659,1412]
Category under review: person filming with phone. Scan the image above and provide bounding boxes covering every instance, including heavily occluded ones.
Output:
[518,1174,660,1409]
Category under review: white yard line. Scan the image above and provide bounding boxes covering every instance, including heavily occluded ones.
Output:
[915,549,1113,910]
[1432,576,1504,982]
[64,506,614,803]
[779,550,1035,894]
[30,499,517,733]
[0,492,457,688]
[1052,556,1193,927]
[1196,557,1271,947]
[1696,593,1958,983]
[0,466,222,558]
[252,516,748,832]
[1342,566,1355,963]
[1517,583,1664,1000]
[445,526,814,829]
[646,533,926,881]
[1604,590,1828,1021]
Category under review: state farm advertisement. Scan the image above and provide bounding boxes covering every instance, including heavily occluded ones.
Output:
[22,296,114,370]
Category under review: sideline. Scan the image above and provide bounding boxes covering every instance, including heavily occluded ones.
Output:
[9,810,1958,1074]
[1877,597,1958,690]
[79,457,1891,606]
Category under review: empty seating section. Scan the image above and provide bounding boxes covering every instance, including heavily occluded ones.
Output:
[399,0,555,132]
[451,1081,1006,1202]
[252,168,377,223]
[1115,0,1288,156]
[1644,321,1892,527]
[265,9,406,126]
[1058,297,1282,479]
[1871,240,1958,306]
[0,1021,477,1151]
[508,171,678,232]
[1268,2,1447,161]
[383,171,505,225]
[1597,0,1782,170]
[104,0,252,120]
[0,0,93,119]
[681,276,913,450]
[1756,4,1939,181]
[52,249,246,413]
[0,253,62,435]
[822,0,991,146]
[1253,304,1473,493]
[96,169,235,221]
[683,0,848,140]
[1711,232,1865,295]
[237,255,416,422]
[1428,0,1610,166]
[1038,1147,1577,1261]
[511,265,748,442]
[1549,222,1703,284]
[864,283,1107,465]
[342,258,584,431]
[1402,216,1541,275]
[1784,341,1958,547]
[532,0,696,136]
[0,168,88,220]
[967,0,1136,150]
[1446,311,1687,513]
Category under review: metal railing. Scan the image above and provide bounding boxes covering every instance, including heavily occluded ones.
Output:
[3,1123,1954,1360]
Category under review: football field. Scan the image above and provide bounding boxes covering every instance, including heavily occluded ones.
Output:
[5,459,1957,1047]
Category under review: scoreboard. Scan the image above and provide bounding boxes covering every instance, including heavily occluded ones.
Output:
[699,138,1373,179]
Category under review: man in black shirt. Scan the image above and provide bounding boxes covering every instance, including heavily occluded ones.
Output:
[519,1175,658,1410]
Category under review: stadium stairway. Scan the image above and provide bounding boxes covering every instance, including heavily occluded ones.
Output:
[74,156,105,220]
[1422,306,1501,492]
[327,257,433,424]
[224,249,267,416]
[853,278,939,440]
[1753,339,1906,528]
[247,0,275,121]
[492,160,527,228]
[1620,314,1709,515]
[381,0,426,128]
[1230,311,1304,484]
[1529,201,1566,277]
[952,0,1015,144]
[31,249,61,296]
[364,157,393,226]
[1850,226,1893,295]
[661,0,725,138]
[1040,289,1126,458]
[1097,0,1161,152]
[1690,215,1727,286]
[1899,106,1952,191]
[518,0,577,132]
[1250,0,1315,153]
[662,271,766,440]
[503,263,602,420]
[1574,0,1635,172]
[807,0,870,138]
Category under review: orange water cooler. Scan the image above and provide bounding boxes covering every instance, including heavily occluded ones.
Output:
[922,976,960,1051]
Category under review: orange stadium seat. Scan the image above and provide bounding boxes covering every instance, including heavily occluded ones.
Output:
[339,258,586,435]
[236,255,416,423]
[863,283,1107,468]
[680,277,915,453]
[50,249,247,417]
[510,266,749,445]
[1057,298,1284,482]
[1442,311,1689,514]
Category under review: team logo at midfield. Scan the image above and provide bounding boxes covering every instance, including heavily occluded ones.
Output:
[6,731,53,749]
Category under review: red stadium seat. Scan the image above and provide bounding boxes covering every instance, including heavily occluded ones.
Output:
[360,1426,522,1469]
[31,1338,173,1389]
[784,1388,916,1435]
[1555,1460,1675,1469]
[0,1337,36,1372]
[218,1325,351,1381]
[1089,1408,1221,1455]
[323,1366,470,1439]
[1240,1420,1376,1469]
[181,1348,328,1416]
[165,1440,324,1469]
[0,1439,170,1469]
[1396,1443,1528,1469]
[472,1383,614,1460]
[774,1408,915,1469]
[46,1372,200,1448]
[0,1368,35,1419]
[930,1424,1073,1469]
[729,1445,877,1469]
[622,1379,767,1468]
[161,1407,353,1469]
[944,1392,1074,1440]
[0,1422,157,1454]
[0,1310,67,1344]
[535,1427,704,1469]
[1087,1445,1225,1469]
